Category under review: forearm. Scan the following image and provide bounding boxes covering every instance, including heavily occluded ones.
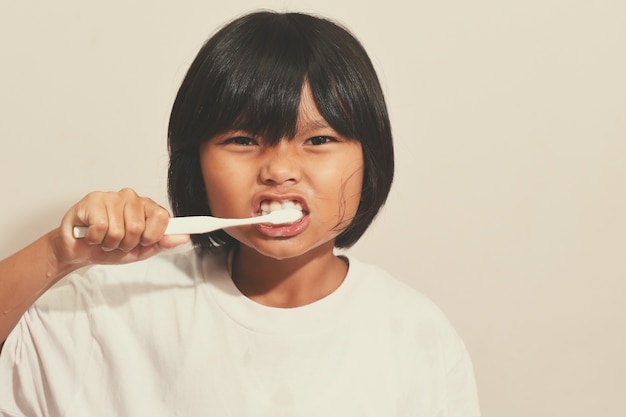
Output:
[0,229,84,343]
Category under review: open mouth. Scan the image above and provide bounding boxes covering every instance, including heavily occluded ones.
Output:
[255,199,309,237]
[259,200,305,217]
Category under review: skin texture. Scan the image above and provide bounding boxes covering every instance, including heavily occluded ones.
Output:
[200,85,364,307]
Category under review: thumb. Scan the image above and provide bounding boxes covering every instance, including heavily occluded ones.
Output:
[158,234,191,249]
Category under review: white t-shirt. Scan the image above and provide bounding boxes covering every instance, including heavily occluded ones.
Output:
[0,247,480,417]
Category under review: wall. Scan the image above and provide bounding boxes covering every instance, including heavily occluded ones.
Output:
[1,1,625,416]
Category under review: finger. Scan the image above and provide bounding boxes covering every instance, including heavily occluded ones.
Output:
[55,192,114,266]
[140,200,171,246]
[117,195,147,252]
[158,234,191,249]
[69,192,111,245]
[98,192,126,251]
[84,242,160,265]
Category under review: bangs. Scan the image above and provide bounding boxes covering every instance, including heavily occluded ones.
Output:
[213,25,310,143]
[171,14,318,148]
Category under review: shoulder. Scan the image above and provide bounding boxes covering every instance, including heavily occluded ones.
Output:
[346,256,448,320]
[87,244,202,282]
[344,256,470,355]
[345,256,481,415]
[7,245,216,352]
[34,245,204,311]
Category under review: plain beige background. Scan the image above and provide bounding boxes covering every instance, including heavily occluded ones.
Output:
[1,0,625,416]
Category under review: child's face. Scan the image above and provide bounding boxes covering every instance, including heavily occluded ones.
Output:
[199,85,363,260]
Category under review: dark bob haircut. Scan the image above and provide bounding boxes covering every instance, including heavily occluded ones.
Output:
[168,11,394,251]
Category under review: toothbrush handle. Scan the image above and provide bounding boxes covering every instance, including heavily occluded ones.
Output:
[71,211,295,238]
[163,216,225,235]
[72,226,90,239]
[72,216,239,239]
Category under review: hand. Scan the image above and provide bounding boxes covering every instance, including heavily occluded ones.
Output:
[52,188,189,267]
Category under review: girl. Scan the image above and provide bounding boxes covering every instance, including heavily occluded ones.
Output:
[0,11,480,417]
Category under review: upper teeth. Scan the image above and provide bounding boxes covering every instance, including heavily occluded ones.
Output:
[260,200,303,216]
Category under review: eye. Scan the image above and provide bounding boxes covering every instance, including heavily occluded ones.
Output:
[224,136,258,146]
[305,136,336,146]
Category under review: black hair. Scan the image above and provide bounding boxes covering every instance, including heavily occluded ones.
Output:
[168,10,394,250]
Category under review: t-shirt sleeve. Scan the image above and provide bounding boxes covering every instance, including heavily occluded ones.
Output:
[0,274,94,417]
[1,313,51,417]
[440,321,482,417]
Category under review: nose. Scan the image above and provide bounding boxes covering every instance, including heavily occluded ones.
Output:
[259,141,301,186]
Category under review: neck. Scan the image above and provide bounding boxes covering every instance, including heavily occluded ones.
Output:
[231,242,348,308]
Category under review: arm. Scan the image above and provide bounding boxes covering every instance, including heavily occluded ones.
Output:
[0,188,190,344]
[0,229,80,346]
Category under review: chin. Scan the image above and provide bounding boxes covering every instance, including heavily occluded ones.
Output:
[241,238,336,262]
[252,245,312,261]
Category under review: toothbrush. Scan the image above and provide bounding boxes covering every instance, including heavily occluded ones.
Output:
[72,209,303,238]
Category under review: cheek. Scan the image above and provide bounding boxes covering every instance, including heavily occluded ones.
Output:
[202,171,224,211]
[346,162,364,198]
[313,157,363,222]
[200,156,242,215]
[339,153,364,200]
[341,165,364,216]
